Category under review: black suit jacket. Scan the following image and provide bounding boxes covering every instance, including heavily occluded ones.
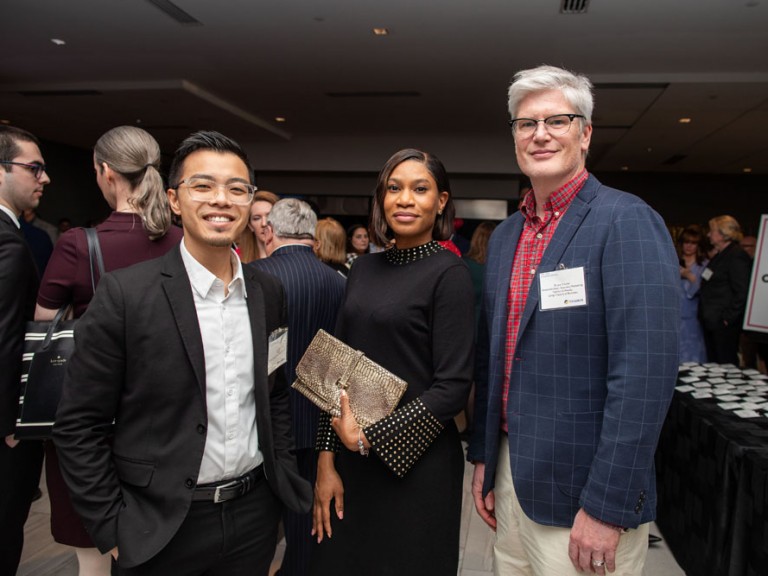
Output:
[52,245,312,568]
[0,211,38,436]
[699,242,752,330]
[250,245,345,449]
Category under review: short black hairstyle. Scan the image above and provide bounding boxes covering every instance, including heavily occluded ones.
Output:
[0,126,41,170]
[168,130,253,188]
[369,148,455,246]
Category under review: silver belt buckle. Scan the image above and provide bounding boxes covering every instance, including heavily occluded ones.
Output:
[213,479,239,503]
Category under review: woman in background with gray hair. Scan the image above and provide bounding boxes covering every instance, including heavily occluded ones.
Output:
[35,125,182,575]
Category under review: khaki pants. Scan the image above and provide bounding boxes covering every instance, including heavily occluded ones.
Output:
[493,436,649,576]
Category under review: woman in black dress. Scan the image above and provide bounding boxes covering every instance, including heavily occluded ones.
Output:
[311,149,474,575]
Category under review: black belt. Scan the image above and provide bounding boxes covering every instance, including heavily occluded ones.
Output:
[192,465,264,504]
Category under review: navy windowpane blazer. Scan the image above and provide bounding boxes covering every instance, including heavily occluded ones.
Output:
[468,175,680,529]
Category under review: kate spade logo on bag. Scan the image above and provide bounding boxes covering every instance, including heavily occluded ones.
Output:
[49,355,67,367]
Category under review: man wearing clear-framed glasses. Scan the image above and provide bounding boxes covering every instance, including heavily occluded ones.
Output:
[469,65,680,575]
[53,130,312,575]
[0,125,50,574]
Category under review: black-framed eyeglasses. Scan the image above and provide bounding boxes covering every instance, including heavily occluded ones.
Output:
[508,114,585,138]
[173,177,256,206]
[0,161,48,179]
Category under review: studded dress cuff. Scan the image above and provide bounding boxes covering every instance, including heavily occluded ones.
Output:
[315,411,340,452]
[364,398,444,478]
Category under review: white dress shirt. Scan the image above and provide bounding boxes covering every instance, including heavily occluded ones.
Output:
[180,239,263,483]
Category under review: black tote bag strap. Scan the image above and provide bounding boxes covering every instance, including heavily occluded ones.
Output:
[41,304,73,349]
[84,227,105,294]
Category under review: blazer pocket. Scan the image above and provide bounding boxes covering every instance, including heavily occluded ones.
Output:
[113,454,155,488]
[553,410,602,498]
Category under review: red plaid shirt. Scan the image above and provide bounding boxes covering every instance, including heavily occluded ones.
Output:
[501,170,588,431]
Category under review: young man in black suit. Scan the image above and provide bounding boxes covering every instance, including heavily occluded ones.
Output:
[0,126,50,575]
[53,131,312,575]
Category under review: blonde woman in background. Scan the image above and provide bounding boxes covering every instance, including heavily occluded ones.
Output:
[238,190,279,262]
[699,215,752,364]
[314,217,349,277]
[35,126,183,575]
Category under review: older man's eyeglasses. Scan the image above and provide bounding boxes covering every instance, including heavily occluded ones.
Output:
[174,177,256,206]
[508,114,585,138]
[0,161,48,179]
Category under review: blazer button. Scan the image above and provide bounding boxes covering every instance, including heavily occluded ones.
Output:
[197,424,206,434]
[185,478,194,489]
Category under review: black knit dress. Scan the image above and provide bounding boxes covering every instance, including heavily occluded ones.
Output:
[311,243,475,576]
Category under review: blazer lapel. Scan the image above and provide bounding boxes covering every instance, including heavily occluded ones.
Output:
[245,270,269,402]
[516,178,597,342]
[160,247,206,396]
[490,216,524,375]
[494,216,523,323]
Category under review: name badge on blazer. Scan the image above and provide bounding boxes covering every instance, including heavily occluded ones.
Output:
[538,266,587,311]
[267,327,288,375]
[701,268,713,281]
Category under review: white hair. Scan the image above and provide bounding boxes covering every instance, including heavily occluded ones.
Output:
[267,198,316,239]
[508,65,594,125]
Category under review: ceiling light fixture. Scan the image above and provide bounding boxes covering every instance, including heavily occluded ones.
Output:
[0,119,10,125]
[50,38,66,46]
[560,0,590,14]
[621,166,629,171]
[678,118,692,124]
[743,167,753,173]
[275,117,286,123]
[372,28,389,36]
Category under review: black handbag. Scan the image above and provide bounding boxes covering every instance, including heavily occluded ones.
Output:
[15,228,104,439]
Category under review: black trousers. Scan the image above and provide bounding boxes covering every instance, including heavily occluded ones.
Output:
[115,475,282,576]
[280,448,317,576]
[704,323,741,365]
[0,439,44,575]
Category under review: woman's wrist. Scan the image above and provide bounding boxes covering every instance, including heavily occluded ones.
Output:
[318,450,337,470]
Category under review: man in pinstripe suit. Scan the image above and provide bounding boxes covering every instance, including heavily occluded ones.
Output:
[249,198,345,576]
[468,66,680,575]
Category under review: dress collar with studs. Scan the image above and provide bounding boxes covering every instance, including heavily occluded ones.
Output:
[383,240,444,266]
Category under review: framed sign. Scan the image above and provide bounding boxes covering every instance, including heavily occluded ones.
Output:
[744,214,768,334]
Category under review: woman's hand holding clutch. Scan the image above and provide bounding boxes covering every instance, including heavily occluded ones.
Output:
[331,390,371,453]
[312,451,344,543]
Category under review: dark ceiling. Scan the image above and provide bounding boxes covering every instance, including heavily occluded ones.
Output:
[3,0,768,175]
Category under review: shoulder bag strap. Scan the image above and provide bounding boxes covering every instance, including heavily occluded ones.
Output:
[84,227,106,295]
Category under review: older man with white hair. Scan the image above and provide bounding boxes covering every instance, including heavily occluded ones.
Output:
[469,65,680,575]
[250,198,345,576]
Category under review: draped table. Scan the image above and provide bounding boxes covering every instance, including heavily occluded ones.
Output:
[655,364,768,576]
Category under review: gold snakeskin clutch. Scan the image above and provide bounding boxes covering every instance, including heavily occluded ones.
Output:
[292,330,408,428]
